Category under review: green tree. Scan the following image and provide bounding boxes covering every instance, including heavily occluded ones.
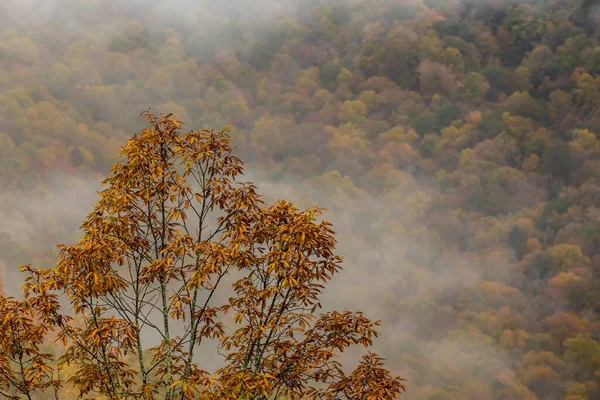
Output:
[461,72,489,104]
[509,225,528,261]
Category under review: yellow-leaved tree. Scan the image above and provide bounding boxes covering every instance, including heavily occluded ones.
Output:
[0,111,406,400]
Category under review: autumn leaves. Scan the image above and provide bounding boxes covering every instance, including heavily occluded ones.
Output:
[0,112,404,399]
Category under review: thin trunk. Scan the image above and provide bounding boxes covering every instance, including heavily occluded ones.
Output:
[159,141,174,400]
[161,279,174,400]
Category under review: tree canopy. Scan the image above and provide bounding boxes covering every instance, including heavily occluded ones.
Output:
[0,111,405,399]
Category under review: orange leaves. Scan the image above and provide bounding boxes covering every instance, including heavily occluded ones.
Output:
[211,195,404,398]
[325,352,407,399]
[0,295,61,398]
[40,111,268,399]
[0,111,405,399]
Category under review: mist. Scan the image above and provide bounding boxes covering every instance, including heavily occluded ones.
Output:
[2,0,600,398]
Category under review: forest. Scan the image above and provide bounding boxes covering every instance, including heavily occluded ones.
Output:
[1,0,600,398]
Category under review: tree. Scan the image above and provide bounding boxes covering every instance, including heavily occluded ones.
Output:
[0,295,60,399]
[564,335,600,381]
[541,143,581,196]
[0,111,406,400]
[418,60,458,100]
[461,72,489,104]
[547,269,593,311]
[509,225,528,261]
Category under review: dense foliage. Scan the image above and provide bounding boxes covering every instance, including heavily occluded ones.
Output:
[0,111,405,399]
[2,0,600,398]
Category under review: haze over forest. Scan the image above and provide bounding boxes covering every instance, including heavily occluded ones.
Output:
[1,0,600,398]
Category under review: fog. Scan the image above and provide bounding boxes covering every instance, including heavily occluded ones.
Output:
[1,0,597,398]
[0,161,516,396]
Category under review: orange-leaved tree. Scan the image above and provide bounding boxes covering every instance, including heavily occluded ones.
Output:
[1,111,406,399]
[0,295,60,400]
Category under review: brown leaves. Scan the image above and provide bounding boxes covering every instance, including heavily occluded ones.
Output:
[0,295,60,399]
[213,200,404,399]
[1,111,405,399]
[324,352,407,399]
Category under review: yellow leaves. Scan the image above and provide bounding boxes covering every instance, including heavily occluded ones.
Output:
[502,111,535,140]
[570,128,600,151]
[171,208,182,221]
[168,380,182,389]
[282,276,299,288]
[404,190,433,220]
[233,314,244,324]
[0,295,61,397]
[549,244,590,272]
[379,126,420,147]
[141,384,156,400]
[0,110,406,400]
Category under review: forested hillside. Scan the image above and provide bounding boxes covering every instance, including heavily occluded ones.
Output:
[1,0,600,398]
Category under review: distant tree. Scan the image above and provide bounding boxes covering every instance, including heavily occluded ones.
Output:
[541,143,581,196]
[547,269,593,311]
[461,72,489,104]
[509,225,528,261]
[68,146,85,167]
[564,335,600,381]
[482,66,531,100]
[357,24,420,90]
[0,111,406,400]
[548,90,575,129]
[418,61,458,99]
[522,251,555,283]
[541,312,592,347]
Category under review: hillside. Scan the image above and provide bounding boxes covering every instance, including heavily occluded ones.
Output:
[1,0,600,398]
